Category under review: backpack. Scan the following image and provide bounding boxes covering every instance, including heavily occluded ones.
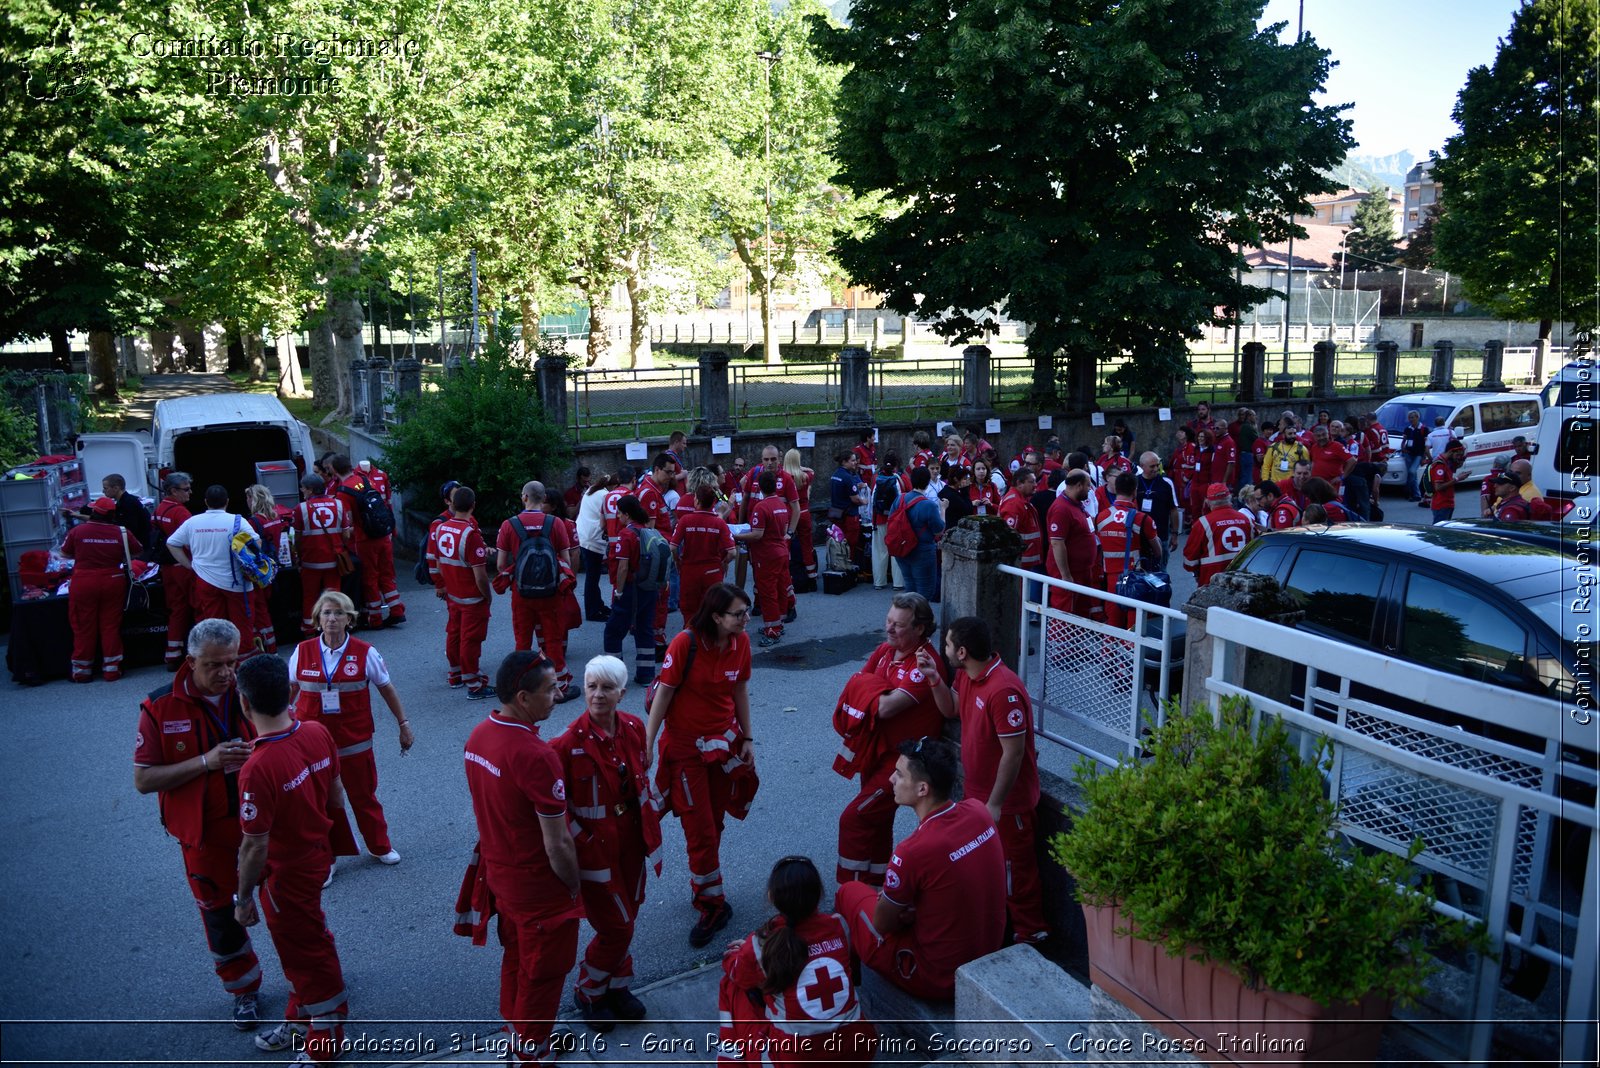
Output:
[633,525,672,591]
[341,476,395,538]
[231,516,280,590]
[513,515,560,599]
[884,493,920,558]
[1113,509,1171,608]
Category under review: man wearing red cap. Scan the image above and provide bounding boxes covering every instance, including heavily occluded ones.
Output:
[1182,484,1253,588]
[62,496,142,682]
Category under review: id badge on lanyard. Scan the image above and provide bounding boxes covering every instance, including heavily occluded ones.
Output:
[321,645,343,713]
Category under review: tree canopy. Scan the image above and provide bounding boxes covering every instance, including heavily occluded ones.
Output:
[1346,187,1400,264]
[819,0,1351,403]
[1432,0,1598,343]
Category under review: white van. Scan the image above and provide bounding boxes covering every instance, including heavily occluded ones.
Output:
[1530,358,1597,514]
[1373,391,1542,487]
[78,395,317,506]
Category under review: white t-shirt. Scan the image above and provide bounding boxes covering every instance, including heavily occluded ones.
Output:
[1426,425,1458,459]
[167,509,250,592]
[286,636,390,687]
[575,488,608,555]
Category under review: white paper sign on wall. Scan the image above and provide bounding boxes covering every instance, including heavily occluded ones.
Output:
[985,418,1001,434]
[711,436,732,455]
[796,431,816,448]
[935,421,954,437]
[1158,408,1173,422]
[1038,415,1054,430]
[1091,412,1106,427]
[625,441,648,460]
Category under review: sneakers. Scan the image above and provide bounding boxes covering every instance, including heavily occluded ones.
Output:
[466,683,492,700]
[688,902,733,948]
[255,1020,307,1052]
[232,992,260,1031]
[323,863,336,890]
[555,684,580,704]
[373,849,401,865]
[588,608,612,623]
[446,673,464,688]
[783,606,797,624]
[606,987,647,1021]
[576,996,617,1034]
[757,632,781,648]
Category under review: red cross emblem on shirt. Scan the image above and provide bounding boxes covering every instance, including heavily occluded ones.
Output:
[803,966,846,1014]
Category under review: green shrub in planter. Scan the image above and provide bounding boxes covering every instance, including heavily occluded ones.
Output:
[1051,697,1485,1007]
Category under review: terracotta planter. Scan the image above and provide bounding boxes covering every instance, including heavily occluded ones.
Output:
[1083,904,1391,1066]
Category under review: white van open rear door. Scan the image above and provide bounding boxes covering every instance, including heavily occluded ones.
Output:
[75,431,154,499]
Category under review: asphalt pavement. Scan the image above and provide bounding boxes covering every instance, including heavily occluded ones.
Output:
[0,489,1433,1067]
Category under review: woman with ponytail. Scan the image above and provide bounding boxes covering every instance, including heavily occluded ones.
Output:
[715,856,875,1066]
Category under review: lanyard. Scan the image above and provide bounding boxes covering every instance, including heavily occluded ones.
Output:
[255,721,301,746]
[319,636,349,684]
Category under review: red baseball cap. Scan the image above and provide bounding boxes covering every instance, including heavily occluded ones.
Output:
[90,496,117,516]
[1205,483,1231,504]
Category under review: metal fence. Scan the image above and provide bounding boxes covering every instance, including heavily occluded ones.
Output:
[567,366,699,439]
[867,358,962,418]
[730,361,839,428]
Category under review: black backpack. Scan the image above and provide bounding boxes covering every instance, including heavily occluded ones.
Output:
[341,477,395,538]
[634,525,672,592]
[513,515,560,598]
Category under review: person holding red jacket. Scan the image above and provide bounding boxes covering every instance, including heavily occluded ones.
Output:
[62,495,141,682]
[549,655,663,1033]
[716,856,875,1066]
[646,582,756,948]
[288,590,413,882]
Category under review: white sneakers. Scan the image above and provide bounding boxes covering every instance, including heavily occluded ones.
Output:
[323,863,336,890]
[373,849,401,865]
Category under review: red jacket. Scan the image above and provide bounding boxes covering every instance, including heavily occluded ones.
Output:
[293,495,350,569]
[550,710,665,894]
[830,671,896,778]
[134,664,256,847]
[1182,506,1254,587]
[290,635,376,750]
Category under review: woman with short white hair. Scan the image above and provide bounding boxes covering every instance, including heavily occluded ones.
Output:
[549,655,662,1031]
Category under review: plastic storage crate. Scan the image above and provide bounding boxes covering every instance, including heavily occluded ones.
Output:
[0,468,62,512]
[255,460,301,507]
[2,508,66,543]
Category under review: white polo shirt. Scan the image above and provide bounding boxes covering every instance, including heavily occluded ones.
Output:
[167,508,251,592]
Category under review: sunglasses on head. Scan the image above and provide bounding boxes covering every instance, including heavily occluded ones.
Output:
[517,656,554,694]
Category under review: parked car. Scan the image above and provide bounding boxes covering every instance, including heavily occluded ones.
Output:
[1437,517,1596,557]
[77,394,317,509]
[800,307,905,332]
[1373,391,1541,488]
[1539,355,1595,409]
[1229,524,1587,714]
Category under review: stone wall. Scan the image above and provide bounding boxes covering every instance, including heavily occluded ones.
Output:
[1374,316,1574,350]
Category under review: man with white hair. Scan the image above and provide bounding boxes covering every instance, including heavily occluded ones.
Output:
[133,619,263,1030]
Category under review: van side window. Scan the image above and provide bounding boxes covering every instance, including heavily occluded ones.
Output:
[1401,572,1531,687]
[1283,551,1385,643]
[1480,401,1539,433]
[1556,417,1597,474]
[1450,405,1477,435]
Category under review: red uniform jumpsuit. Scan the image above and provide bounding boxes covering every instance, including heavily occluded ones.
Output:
[836,640,949,885]
[62,517,139,680]
[1182,506,1255,587]
[1209,435,1239,490]
[135,667,262,1001]
[497,510,575,688]
[717,911,875,1066]
[289,635,395,857]
[151,496,194,666]
[339,471,405,625]
[748,496,792,637]
[248,512,286,653]
[791,467,818,583]
[432,516,491,689]
[954,657,1047,942]
[550,710,662,1008]
[739,467,801,604]
[997,489,1041,571]
[240,719,348,1063]
[1094,500,1161,629]
[836,799,1007,1000]
[1169,442,1198,520]
[293,495,351,635]
[654,628,754,917]
[1044,495,1102,618]
[634,475,675,645]
[1429,458,1458,518]
[464,712,583,1066]
[1185,444,1214,519]
[671,507,734,627]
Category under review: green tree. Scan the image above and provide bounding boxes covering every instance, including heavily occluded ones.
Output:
[819,0,1351,404]
[1432,0,1598,343]
[1346,187,1400,263]
[1399,203,1440,270]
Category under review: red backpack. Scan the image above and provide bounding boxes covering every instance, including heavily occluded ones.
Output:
[884,491,920,558]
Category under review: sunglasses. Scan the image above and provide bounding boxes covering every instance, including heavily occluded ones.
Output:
[516,656,554,694]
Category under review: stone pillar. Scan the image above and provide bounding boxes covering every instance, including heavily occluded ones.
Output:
[1478,339,1506,391]
[843,317,855,346]
[871,317,882,352]
[939,517,1024,665]
[1239,342,1266,403]
[394,358,423,413]
[349,358,369,427]
[535,353,569,431]
[837,345,872,426]
[1374,340,1399,395]
[1310,341,1336,398]
[697,349,733,434]
[1429,339,1456,390]
[957,344,995,421]
[365,356,389,433]
[1179,572,1304,716]
[1533,337,1550,384]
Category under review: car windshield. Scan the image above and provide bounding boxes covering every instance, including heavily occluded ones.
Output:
[1375,401,1456,434]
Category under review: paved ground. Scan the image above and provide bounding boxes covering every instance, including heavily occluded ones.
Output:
[118,372,239,430]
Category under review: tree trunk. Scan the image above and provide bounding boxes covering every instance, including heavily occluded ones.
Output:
[1539,318,1552,342]
[225,322,248,374]
[241,325,267,380]
[328,290,362,421]
[760,277,780,365]
[624,270,651,369]
[277,333,306,399]
[584,286,611,368]
[149,329,177,373]
[48,326,71,372]
[308,312,336,412]
[520,296,539,363]
[87,330,118,399]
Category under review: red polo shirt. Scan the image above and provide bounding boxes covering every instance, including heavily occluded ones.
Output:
[671,508,734,568]
[1044,495,1100,586]
[1309,441,1350,484]
[953,656,1039,815]
[495,509,574,564]
[997,489,1041,566]
[636,475,673,532]
[748,496,791,562]
[863,640,950,749]
[656,629,751,754]
[238,719,339,864]
[463,711,579,917]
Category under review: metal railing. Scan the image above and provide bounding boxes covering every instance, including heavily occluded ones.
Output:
[988,353,1038,409]
[867,357,962,418]
[1201,608,1596,1067]
[567,366,698,439]
[730,361,839,429]
[1004,565,1186,768]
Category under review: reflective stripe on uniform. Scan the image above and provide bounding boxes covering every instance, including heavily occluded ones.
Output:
[579,868,612,883]
[301,990,347,1016]
[223,964,262,992]
[337,739,373,757]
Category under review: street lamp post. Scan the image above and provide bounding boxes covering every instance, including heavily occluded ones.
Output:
[1334,227,1361,339]
[757,49,780,365]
